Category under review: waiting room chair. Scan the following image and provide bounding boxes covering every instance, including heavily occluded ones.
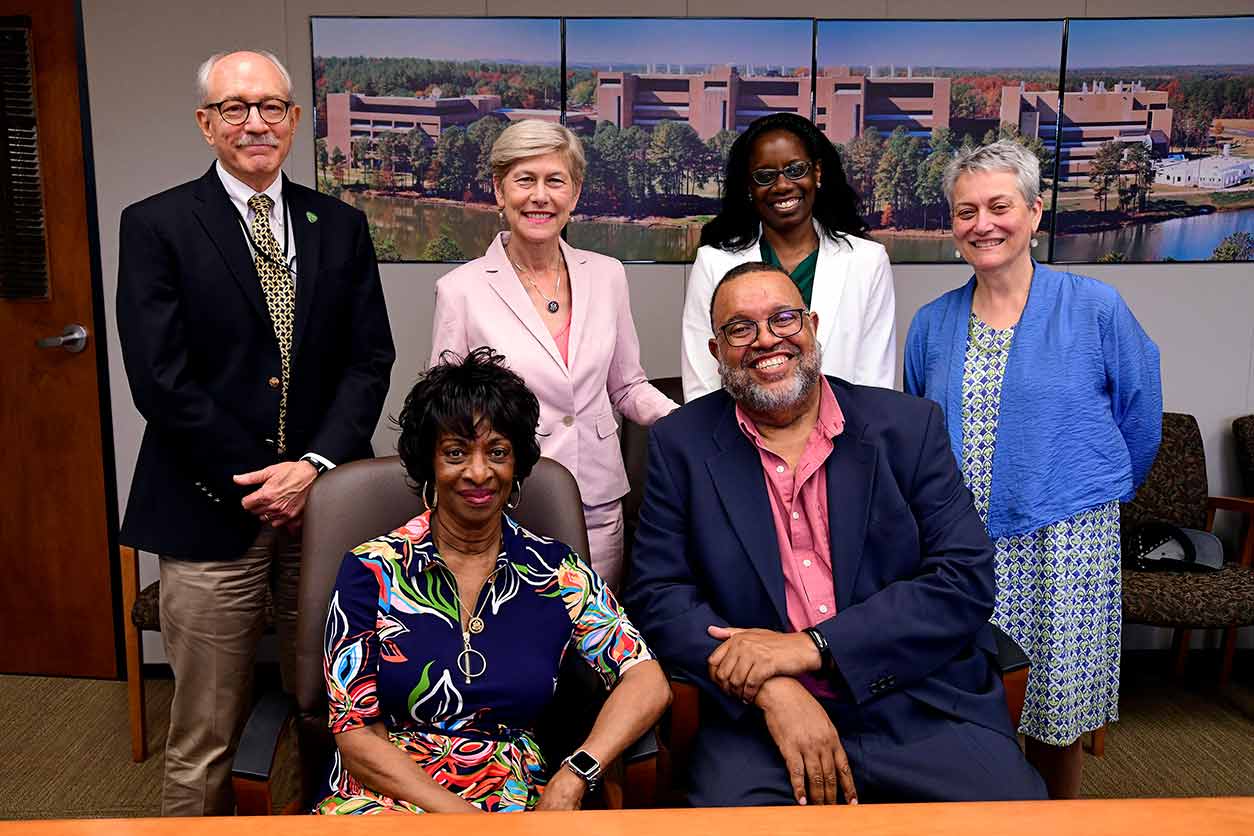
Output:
[1087,414,1254,758]
[1234,415,1254,495]
[228,455,657,814]
[1120,413,1254,689]
[618,377,1030,800]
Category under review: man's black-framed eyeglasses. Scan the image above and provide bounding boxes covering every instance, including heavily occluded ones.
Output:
[717,307,809,347]
[202,98,292,126]
[749,160,813,187]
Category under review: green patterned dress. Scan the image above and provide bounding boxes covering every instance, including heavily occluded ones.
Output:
[961,312,1122,746]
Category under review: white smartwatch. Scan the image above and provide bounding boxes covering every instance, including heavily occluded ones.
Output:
[561,748,603,791]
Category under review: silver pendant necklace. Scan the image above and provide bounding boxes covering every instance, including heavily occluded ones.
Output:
[512,255,563,314]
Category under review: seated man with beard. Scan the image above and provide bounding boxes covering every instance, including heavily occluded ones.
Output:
[624,262,1045,806]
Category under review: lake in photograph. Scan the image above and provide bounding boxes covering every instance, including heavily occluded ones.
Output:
[342,192,705,262]
[1053,209,1254,263]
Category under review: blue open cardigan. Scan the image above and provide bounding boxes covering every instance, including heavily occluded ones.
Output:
[904,262,1162,539]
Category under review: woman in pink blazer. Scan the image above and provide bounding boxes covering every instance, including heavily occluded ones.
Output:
[430,120,677,591]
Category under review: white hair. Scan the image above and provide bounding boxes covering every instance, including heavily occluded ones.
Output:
[196,50,293,104]
[943,139,1040,207]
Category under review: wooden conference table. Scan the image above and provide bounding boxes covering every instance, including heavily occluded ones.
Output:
[7,798,1253,836]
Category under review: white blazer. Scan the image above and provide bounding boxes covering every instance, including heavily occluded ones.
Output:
[681,222,897,402]
[430,233,677,507]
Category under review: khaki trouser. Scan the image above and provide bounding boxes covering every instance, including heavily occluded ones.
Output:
[158,526,300,816]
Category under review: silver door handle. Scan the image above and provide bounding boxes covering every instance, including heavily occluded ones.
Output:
[36,324,89,353]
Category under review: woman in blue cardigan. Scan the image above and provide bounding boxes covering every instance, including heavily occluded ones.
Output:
[904,140,1161,799]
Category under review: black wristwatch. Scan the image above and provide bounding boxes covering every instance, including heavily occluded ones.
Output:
[562,749,603,791]
[300,454,329,476]
[804,627,834,674]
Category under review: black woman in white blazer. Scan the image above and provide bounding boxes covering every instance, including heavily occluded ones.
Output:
[681,114,897,402]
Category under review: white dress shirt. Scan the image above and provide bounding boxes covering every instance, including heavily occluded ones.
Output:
[215,160,297,280]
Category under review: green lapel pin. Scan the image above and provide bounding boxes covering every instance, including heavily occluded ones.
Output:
[306,210,318,223]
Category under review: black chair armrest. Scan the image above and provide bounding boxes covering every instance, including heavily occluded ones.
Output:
[231,688,292,783]
[992,623,1029,674]
[623,727,659,764]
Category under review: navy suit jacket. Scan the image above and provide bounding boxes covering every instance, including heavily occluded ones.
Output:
[624,377,1014,739]
[117,165,395,561]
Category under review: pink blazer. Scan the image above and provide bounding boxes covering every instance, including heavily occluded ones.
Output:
[430,233,677,506]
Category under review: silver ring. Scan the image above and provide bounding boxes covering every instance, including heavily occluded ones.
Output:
[261,512,270,522]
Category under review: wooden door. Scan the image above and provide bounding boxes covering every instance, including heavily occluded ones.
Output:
[0,0,118,677]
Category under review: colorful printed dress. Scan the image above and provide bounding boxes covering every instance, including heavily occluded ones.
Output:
[961,313,1122,747]
[317,510,653,814]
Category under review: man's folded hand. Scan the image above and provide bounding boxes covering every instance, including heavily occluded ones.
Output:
[707,625,822,703]
[754,677,857,806]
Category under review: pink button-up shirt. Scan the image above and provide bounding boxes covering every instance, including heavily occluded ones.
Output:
[737,378,845,695]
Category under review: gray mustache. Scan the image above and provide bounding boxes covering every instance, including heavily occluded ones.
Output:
[236,135,279,148]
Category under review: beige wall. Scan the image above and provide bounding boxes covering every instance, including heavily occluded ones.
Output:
[83,0,1254,660]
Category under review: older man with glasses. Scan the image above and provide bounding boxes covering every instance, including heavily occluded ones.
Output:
[625,262,1045,807]
[116,49,395,815]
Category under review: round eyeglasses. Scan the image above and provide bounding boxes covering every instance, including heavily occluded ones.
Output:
[202,98,293,126]
[749,160,813,188]
[717,307,809,347]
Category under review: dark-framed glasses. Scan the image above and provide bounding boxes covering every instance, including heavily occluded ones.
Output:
[717,307,809,347]
[203,98,292,126]
[749,160,813,187]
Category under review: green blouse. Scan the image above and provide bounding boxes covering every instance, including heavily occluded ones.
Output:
[759,238,819,308]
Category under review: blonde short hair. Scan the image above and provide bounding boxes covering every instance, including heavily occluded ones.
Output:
[489,119,586,187]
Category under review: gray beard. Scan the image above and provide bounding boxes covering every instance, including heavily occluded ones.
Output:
[718,345,822,415]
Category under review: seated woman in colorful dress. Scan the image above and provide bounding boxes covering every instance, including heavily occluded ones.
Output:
[317,347,669,815]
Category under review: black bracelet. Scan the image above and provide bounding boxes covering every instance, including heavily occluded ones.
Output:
[803,627,833,674]
[300,454,329,476]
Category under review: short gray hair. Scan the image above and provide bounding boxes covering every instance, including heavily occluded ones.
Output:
[943,139,1040,207]
[196,50,293,105]
[490,119,586,187]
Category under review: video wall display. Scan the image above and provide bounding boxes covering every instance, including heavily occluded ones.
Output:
[312,15,1254,264]
[816,19,1064,263]
[312,17,561,262]
[1051,17,1254,264]
[563,18,814,262]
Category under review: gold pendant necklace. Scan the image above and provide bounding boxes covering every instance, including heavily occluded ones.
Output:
[436,528,501,685]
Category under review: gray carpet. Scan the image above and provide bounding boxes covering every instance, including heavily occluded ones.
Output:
[0,676,298,820]
[1,654,1251,820]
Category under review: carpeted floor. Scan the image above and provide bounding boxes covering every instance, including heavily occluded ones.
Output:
[1,653,1251,820]
[0,674,298,820]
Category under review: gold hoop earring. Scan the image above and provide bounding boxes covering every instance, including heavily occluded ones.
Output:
[506,479,522,511]
[421,481,438,511]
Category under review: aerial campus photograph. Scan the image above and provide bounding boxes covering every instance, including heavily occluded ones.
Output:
[311,16,1254,263]
[814,19,1065,263]
[1049,17,1254,263]
[562,18,814,262]
[311,17,563,262]
[312,16,818,263]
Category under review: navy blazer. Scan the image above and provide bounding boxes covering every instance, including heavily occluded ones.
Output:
[117,165,395,561]
[624,378,1014,739]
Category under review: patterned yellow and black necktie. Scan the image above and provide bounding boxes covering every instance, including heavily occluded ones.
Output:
[247,193,295,455]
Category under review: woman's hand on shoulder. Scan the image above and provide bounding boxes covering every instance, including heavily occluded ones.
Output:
[532,768,586,811]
